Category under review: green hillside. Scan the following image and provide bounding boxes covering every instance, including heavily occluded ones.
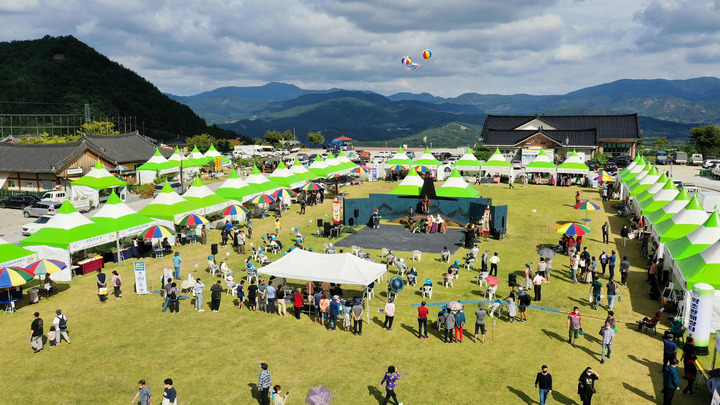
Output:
[0,35,241,141]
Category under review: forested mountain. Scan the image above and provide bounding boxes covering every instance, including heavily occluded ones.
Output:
[0,35,241,142]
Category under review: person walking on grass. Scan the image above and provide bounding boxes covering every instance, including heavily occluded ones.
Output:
[454,306,466,343]
[606,278,619,310]
[383,297,396,331]
[272,385,289,405]
[599,250,609,275]
[210,280,223,312]
[96,269,108,303]
[442,307,455,343]
[194,278,205,312]
[663,358,681,405]
[131,379,152,405]
[474,303,487,343]
[417,300,429,339]
[162,378,177,405]
[602,222,610,244]
[568,306,582,349]
[162,277,173,312]
[533,272,546,302]
[608,251,617,280]
[534,365,553,405]
[52,309,70,345]
[620,224,629,247]
[600,322,615,364]
[168,282,180,314]
[663,334,678,368]
[258,363,272,405]
[293,288,304,319]
[352,298,364,335]
[29,311,44,353]
[173,252,182,280]
[619,256,630,286]
[111,270,122,299]
[578,367,599,405]
[518,288,531,322]
[489,252,500,277]
[380,365,403,405]
[681,336,697,395]
[590,275,603,310]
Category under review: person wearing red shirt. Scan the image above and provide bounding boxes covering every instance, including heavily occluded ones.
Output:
[293,288,304,320]
[418,301,429,339]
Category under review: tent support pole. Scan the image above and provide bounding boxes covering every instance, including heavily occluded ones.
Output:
[116,233,124,266]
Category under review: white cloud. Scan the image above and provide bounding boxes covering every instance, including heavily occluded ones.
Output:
[0,0,717,97]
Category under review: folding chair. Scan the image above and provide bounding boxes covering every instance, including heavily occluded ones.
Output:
[412,250,422,261]
[381,248,389,258]
[465,258,476,270]
[476,272,489,286]
[443,275,454,288]
[421,285,433,299]
[351,246,360,256]
[481,285,497,300]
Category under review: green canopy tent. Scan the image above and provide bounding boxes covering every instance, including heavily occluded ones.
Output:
[21,201,117,281]
[389,167,425,196]
[415,147,444,169]
[268,161,305,189]
[384,147,413,169]
[628,166,661,197]
[436,169,481,198]
[188,146,210,166]
[638,178,679,215]
[335,150,359,170]
[136,148,179,184]
[169,147,206,169]
[182,177,231,215]
[138,182,203,227]
[556,150,589,176]
[619,155,646,182]
[245,165,282,193]
[91,192,157,264]
[622,163,652,197]
[645,188,692,225]
[290,159,320,181]
[665,210,720,261]
[324,153,347,175]
[632,173,669,208]
[204,144,230,163]
[0,236,37,269]
[673,241,720,290]
[215,170,260,203]
[525,148,557,176]
[308,156,333,178]
[651,196,708,243]
[481,148,513,176]
[70,161,128,209]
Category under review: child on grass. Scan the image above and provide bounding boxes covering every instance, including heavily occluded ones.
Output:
[48,326,57,348]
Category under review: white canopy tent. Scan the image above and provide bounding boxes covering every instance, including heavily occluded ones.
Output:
[258,249,387,321]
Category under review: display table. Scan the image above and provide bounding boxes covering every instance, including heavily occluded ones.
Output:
[75,257,104,275]
[109,248,133,263]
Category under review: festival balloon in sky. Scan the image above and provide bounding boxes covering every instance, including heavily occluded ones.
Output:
[402,49,431,70]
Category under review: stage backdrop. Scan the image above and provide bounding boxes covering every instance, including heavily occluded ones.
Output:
[343,194,508,234]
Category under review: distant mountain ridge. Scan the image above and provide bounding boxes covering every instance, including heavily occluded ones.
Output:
[170,77,720,145]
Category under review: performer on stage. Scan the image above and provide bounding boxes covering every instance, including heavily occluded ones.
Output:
[371,208,382,229]
[425,214,433,234]
[420,195,431,214]
[436,215,447,234]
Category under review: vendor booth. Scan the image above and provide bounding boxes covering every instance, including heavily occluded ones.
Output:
[258,249,387,322]
[384,148,413,170]
[216,170,260,203]
[481,148,513,177]
[245,165,282,194]
[91,192,156,263]
[70,161,128,209]
[556,150,589,185]
[268,161,305,189]
[0,236,37,268]
[524,148,557,184]
[638,179,679,215]
[138,182,203,228]
[136,149,179,184]
[389,168,424,196]
[182,177,231,216]
[21,201,116,281]
[436,169,481,198]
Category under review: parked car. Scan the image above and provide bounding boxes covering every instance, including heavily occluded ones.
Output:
[0,194,40,209]
[511,160,522,169]
[604,161,618,172]
[155,182,183,195]
[586,160,599,171]
[23,201,62,218]
[406,151,416,159]
[371,156,385,164]
[41,190,67,203]
[296,153,309,161]
[22,214,53,236]
[689,154,703,165]
[703,159,720,169]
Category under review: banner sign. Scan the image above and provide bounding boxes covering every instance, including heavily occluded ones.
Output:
[134,262,148,295]
[689,283,714,355]
[215,157,222,171]
[332,200,342,225]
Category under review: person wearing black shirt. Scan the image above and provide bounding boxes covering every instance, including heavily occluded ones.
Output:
[163,378,177,405]
[534,365,553,405]
[29,311,44,353]
[578,367,599,405]
[247,280,258,311]
[96,269,107,302]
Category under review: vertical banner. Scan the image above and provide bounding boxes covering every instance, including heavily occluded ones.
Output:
[332,200,342,225]
[371,164,378,181]
[134,262,148,295]
[688,283,714,355]
[215,157,223,171]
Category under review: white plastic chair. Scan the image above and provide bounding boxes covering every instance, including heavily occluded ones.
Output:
[412,250,422,261]
[396,262,408,277]
[482,285,498,300]
[226,280,236,296]
[381,248,389,258]
[443,275,454,288]
[477,272,489,287]
[421,285,433,299]
[465,259,476,270]
[441,251,450,263]
[351,246,360,256]
[246,270,258,284]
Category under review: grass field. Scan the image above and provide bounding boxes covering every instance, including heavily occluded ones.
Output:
[0,180,711,404]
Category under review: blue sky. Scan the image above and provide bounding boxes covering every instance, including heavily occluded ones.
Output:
[2,0,719,97]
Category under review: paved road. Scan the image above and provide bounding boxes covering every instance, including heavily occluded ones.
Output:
[654,163,720,192]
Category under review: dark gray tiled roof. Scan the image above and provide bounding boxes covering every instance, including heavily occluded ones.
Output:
[481,114,640,141]
[483,129,598,147]
[0,132,173,174]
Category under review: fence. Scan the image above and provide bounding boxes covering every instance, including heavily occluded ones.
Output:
[0,189,49,199]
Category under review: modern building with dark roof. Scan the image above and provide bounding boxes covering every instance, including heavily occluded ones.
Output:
[480,114,641,165]
[0,131,172,192]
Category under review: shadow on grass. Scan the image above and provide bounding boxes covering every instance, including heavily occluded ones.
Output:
[567,295,592,309]
[622,382,657,402]
[247,383,259,403]
[367,385,384,403]
[506,385,535,404]
[541,328,567,343]
[551,390,576,404]
[371,316,384,328]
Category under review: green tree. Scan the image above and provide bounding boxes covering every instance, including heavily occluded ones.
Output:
[689,125,720,157]
[653,137,669,152]
[307,132,324,147]
[594,153,609,166]
[473,145,492,161]
[77,121,119,135]
[186,133,216,152]
[263,130,295,148]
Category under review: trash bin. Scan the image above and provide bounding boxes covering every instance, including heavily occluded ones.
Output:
[29,288,39,304]
[211,243,218,255]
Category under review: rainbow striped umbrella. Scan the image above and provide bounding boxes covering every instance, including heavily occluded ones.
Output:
[414,165,431,173]
[26,259,67,276]
[326,173,342,179]
[555,222,591,236]
[0,266,35,288]
[573,201,601,210]
[272,188,298,198]
[351,166,369,174]
[138,224,176,239]
[175,213,209,227]
[222,204,249,216]
[594,171,614,182]
[114,165,130,172]
[388,164,407,171]
[248,193,276,204]
[301,182,324,191]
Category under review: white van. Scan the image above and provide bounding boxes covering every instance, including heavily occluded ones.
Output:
[41,191,67,203]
